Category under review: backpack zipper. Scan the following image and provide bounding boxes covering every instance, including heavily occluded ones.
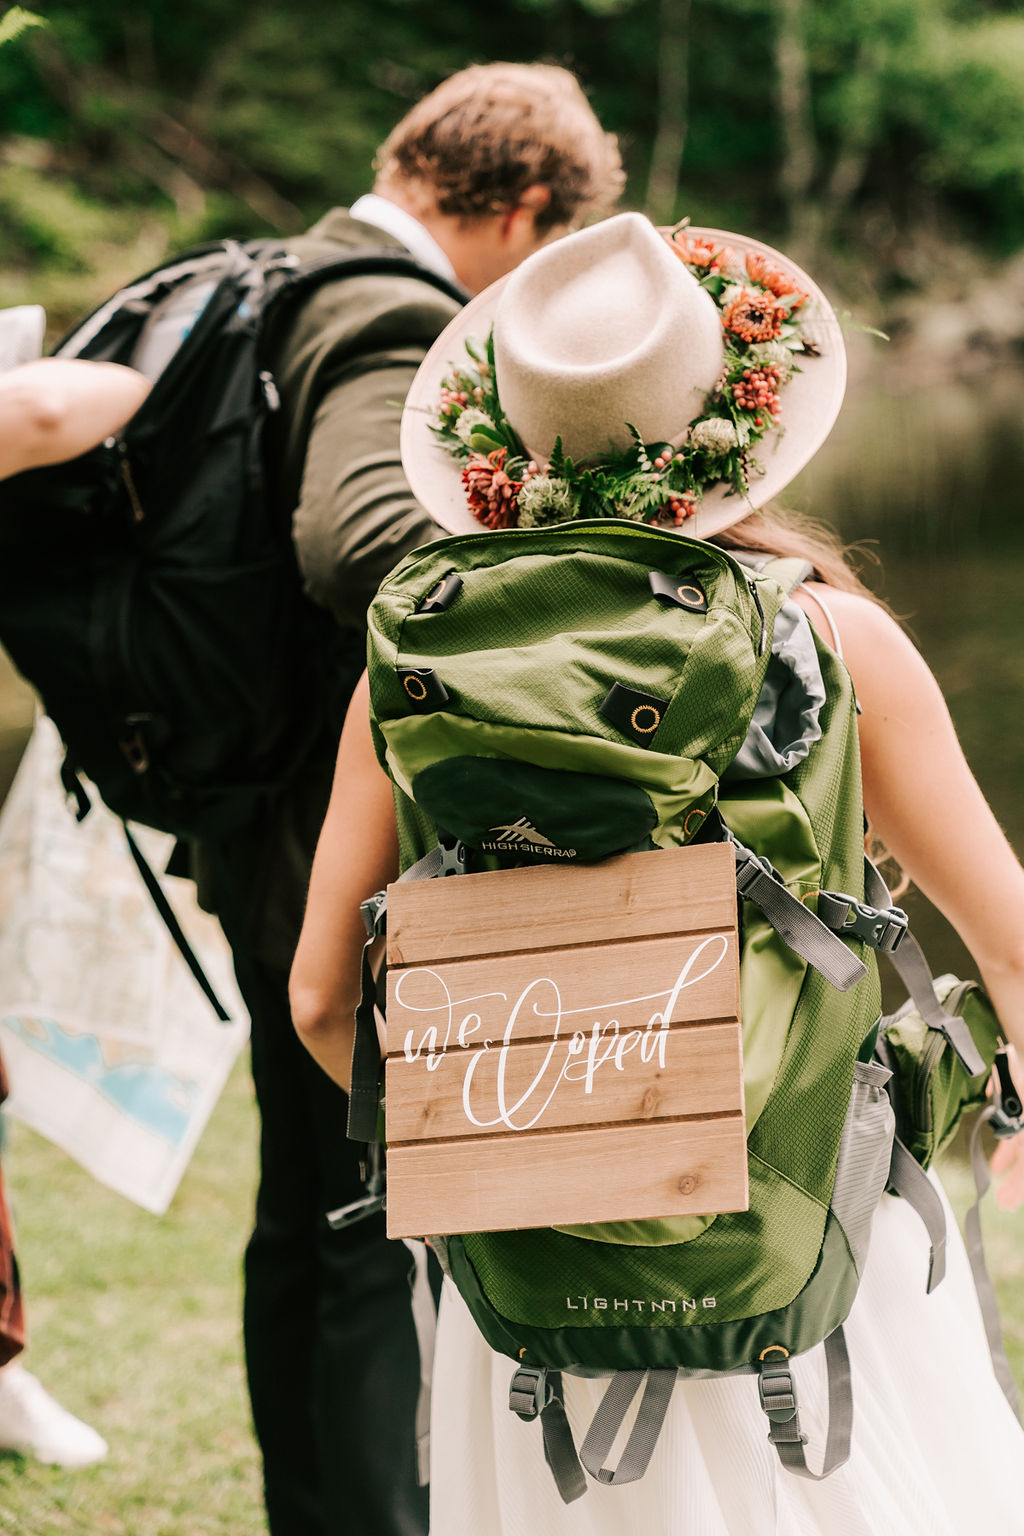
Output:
[117,440,145,523]
[747,577,767,655]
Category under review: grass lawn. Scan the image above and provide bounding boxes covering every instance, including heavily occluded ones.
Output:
[0,1056,264,1535]
[0,1051,1021,1534]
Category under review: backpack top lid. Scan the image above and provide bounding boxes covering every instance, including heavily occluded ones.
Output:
[400,211,846,542]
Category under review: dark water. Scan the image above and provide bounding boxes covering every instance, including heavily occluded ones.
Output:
[790,364,1024,993]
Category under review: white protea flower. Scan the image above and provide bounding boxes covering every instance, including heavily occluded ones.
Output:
[516,474,577,527]
[689,417,742,457]
[746,341,796,379]
[454,407,498,446]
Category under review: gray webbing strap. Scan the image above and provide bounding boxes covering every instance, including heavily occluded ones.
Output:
[964,1111,1022,1419]
[578,1369,677,1487]
[886,1135,947,1292]
[759,1328,853,1479]
[863,860,987,1077]
[732,840,868,992]
[402,1239,436,1486]
[398,837,470,883]
[888,933,986,1077]
[540,1379,588,1505]
[398,844,446,882]
[508,1366,586,1504]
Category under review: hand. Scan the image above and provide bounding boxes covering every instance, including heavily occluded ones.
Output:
[990,1130,1024,1211]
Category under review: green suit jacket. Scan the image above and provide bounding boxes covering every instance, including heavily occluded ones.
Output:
[265,207,465,636]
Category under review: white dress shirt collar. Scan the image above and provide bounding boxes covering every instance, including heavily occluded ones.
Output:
[349,193,459,285]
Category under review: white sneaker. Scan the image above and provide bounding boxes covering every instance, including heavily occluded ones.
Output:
[0,1363,108,1468]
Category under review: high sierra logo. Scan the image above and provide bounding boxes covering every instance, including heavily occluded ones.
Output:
[480,816,577,859]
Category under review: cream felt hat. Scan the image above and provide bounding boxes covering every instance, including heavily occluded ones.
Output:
[401,211,846,541]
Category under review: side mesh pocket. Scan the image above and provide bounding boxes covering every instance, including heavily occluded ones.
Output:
[830,1059,895,1274]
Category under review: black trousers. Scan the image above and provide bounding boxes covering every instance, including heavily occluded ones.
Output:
[200,752,429,1536]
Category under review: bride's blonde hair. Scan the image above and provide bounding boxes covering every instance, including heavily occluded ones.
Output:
[713,504,880,600]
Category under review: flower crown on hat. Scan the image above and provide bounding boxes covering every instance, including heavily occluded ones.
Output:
[430,228,815,532]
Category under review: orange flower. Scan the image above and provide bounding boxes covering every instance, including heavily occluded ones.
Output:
[670,232,725,272]
[745,252,807,308]
[462,448,522,529]
[722,289,788,343]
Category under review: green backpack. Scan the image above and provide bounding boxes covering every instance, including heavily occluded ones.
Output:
[348,519,1016,1499]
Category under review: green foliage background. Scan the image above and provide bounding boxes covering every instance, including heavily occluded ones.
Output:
[2,0,1024,329]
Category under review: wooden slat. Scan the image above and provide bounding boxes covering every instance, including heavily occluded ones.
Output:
[385,1115,749,1238]
[386,1020,742,1142]
[385,929,739,1056]
[386,843,736,966]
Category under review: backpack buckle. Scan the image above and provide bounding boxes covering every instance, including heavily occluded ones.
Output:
[325,1190,385,1229]
[509,1365,548,1421]
[326,1142,385,1228]
[734,847,782,898]
[437,832,469,878]
[757,1348,806,1441]
[360,889,388,939]
[819,892,908,953]
[990,1049,1024,1138]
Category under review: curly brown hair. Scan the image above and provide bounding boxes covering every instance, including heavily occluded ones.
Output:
[374,63,624,233]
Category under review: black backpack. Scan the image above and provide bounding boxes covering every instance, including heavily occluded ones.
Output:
[0,239,464,841]
[0,239,464,1013]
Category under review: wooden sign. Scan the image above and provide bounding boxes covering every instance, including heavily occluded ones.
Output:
[384,843,747,1238]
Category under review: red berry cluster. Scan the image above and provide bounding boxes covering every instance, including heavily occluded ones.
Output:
[661,490,698,526]
[731,366,782,428]
[440,386,470,419]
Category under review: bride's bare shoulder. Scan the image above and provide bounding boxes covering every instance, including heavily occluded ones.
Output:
[793,580,942,718]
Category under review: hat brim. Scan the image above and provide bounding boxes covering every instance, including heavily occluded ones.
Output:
[401,226,846,540]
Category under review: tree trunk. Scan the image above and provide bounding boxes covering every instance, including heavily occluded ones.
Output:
[773,0,821,258]
[644,0,692,226]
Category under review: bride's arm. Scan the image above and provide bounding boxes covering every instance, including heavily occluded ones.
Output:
[0,359,149,478]
[798,583,1024,1207]
[289,671,398,1093]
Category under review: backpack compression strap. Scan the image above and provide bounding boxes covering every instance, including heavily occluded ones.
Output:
[514,1335,855,1500]
[508,1364,676,1503]
[758,1328,854,1479]
[861,859,986,1076]
[701,811,869,991]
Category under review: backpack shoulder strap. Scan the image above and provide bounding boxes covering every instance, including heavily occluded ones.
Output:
[260,246,468,320]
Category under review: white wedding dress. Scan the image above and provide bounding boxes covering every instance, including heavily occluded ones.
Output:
[429,1180,1024,1535]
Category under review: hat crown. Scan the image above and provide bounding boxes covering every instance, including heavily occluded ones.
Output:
[492,212,723,464]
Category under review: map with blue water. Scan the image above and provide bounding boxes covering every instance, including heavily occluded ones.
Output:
[2,1015,196,1145]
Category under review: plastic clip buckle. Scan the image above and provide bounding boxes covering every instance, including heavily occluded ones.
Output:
[437,835,469,878]
[734,849,780,898]
[757,1354,807,1444]
[990,1050,1024,1138]
[325,1190,385,1229]
[833,894,908,953]
[508,1366,548,1421]
[360,889,387,939]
